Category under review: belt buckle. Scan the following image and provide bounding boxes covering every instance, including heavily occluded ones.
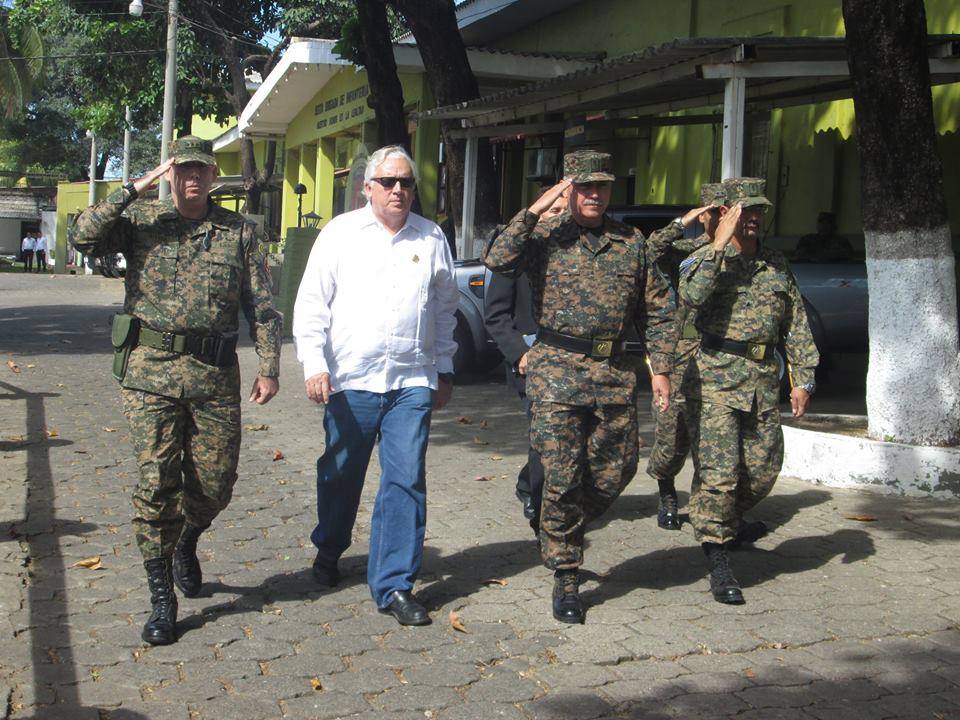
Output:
[591,338,614,358]
[748,342,765,360]
[160,332,175,352]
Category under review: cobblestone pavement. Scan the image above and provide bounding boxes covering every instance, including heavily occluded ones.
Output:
[1,273,958,720]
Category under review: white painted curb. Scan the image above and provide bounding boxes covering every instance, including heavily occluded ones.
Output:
[781,415,960,499]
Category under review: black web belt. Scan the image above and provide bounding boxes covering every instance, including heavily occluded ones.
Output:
[700,331,774,361]
[537,327,644,359]
[138,326,238,368]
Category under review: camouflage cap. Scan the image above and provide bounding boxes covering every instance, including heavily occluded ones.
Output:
[721,177,772,209]
[563,150,615,183]
[700,182,727,207]
[169,135,216,166]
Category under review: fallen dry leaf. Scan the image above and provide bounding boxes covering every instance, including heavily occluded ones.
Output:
[272,449,285,461]
[472,436,489,446]
[448,610,467,633]
[310,677,322,691]
[474,475,494,482]
[903,513,914,522]
[481,578,507,587]
[489,454,503,461]
[102,427,117,433]
[479,420,489,429]
[72,556,102,570]
[843,513,877,522]
[245,424,270,431]
[456,416,473,425]
[7,360,20,374]
[26,364,35,368]
[744,668,756,679]
[46,429,59,438]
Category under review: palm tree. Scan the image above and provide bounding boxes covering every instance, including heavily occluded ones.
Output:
[0,11,44,119]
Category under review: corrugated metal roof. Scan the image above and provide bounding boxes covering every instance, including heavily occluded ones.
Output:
[418,35,960,128]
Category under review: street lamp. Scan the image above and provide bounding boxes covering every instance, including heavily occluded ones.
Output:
[293,183,307,227]
[303,211,322,229]
[129,0,177,200]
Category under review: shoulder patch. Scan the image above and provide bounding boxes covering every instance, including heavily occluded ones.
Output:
[679,256,698,276]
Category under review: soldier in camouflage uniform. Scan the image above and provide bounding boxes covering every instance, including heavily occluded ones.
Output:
[483,150,676,624]
[645,184,726,530]
[71,136,282,645]
[678,177,818,605]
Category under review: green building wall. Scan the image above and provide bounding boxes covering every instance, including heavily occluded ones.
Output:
[493,0,960,243]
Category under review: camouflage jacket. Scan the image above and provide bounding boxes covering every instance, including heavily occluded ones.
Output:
[71,192,282,399]
[646,224,712,374]
[678,243,819,412]
[482,209,676,405]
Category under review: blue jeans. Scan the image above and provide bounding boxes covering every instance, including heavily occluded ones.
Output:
[311,387,433,607]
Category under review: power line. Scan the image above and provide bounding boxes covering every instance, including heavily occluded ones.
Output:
[0,49,164,61]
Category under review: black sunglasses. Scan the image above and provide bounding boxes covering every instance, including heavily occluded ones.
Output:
[370,176,416,189]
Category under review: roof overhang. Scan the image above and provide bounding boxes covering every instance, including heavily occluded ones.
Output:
[212,125,241,153]
[239,38,596,139]
[239,39,353,139]
[418,36,960,134]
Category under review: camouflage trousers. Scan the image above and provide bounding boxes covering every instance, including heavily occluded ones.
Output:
[687,399,783,545]
[121,388,241,560]
[646,393,690,488]
[531,401,638,570]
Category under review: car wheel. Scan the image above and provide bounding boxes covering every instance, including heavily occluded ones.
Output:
[452,315,474,376]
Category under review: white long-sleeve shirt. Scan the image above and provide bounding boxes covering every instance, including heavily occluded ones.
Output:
[293,203,458,394]
[34,235,47,252]
[21,236,35,252]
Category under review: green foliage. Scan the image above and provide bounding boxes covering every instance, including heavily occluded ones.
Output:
[0,9,45,119]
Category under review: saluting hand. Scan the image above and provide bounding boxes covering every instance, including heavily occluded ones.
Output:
[713,202,742,251]
[133,158,175,196]
[681,205,713,227]
[528,179,572,217]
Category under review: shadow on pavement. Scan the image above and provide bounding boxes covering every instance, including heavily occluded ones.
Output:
[0,304,118,357]
[0,382,134,719]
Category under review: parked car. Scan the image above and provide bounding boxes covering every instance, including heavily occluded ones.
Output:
[451,206,869,383]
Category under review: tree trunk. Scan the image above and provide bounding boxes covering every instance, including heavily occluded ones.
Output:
[842,0,960,445]
[356,0,408,149]
[391,0,500,253]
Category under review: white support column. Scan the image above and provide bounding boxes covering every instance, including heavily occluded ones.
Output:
[460,135,478,259]
[721,74,746,179]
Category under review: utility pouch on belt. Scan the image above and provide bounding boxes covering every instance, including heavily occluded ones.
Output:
[110,313,140,382]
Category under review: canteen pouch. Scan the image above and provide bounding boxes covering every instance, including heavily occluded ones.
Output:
[111,313,140,382]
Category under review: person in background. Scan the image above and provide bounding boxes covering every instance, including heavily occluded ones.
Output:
[21,232,35,272]
[794,211,853,263]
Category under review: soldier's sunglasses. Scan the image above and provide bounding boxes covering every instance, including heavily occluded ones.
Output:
[370,176,416,189]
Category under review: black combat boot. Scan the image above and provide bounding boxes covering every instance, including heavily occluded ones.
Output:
[173,523,206,598]
[552,570,585,624]
[702,543,745,605]
[656,484,682,530]
[142,558,178,645]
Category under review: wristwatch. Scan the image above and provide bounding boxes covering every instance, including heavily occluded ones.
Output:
[122,181,138,202]
[438,372,454,385]
[672,216,684,229]
[798,382,816,395]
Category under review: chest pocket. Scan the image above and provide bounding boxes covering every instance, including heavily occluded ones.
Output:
[141,240,180,293]
[206,244,243,307]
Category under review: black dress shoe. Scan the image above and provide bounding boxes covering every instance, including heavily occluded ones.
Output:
[552,570,585,624]
[657,491,682,530]
[703,543,745,605]
[379,590,431,626]
[311,553,340,587]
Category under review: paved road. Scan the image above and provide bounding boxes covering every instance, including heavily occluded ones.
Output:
[1,273,958,720]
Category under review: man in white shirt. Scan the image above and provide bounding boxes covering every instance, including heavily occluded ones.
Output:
[34,233,48,272]
[293,145,458,626]
[21,233,35,272]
